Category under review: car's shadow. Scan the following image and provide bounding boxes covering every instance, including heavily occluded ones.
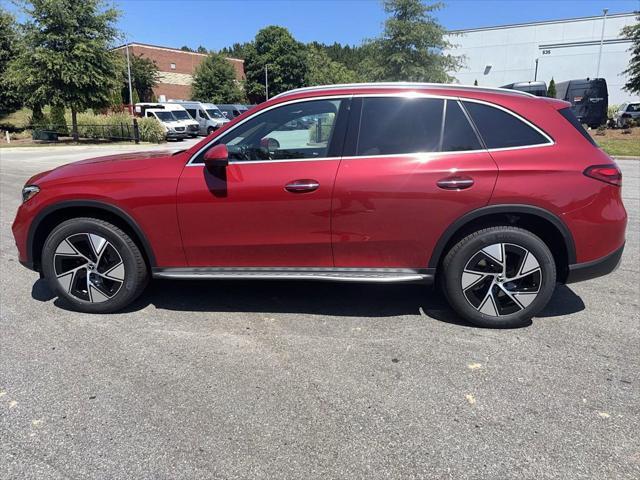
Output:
[32,278,585,328]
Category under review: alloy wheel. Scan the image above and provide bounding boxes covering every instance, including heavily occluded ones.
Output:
[461,243,542,317]
[53,233,125,303]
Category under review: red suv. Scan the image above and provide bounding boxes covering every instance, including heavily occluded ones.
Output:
[12,83,627,327]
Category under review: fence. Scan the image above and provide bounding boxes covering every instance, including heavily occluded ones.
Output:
[30,119,140,143]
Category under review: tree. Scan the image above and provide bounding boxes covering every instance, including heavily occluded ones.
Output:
[622,13,640,95]
[361,0,461,82]
[244,26,308,103]
[196,46,208,54]
[0,8,23,115]
[219,42,253,60]
[547,77,556,98]
[306,45,359,86]
[10,0,120,140]
[191,52,244,103]
[180,45,194,52]
[121,52,159,103]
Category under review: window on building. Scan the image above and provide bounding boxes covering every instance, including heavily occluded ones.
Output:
[356,97,444,156]
[462,101,551,149]
[170,63,176,70]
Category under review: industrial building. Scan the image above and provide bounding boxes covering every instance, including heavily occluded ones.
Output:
[112,43,245,101]
[445,12,638,105]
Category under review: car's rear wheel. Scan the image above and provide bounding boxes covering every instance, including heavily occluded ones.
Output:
[442,226,556,328]
[42,218,148,313]
[207,126,215,135]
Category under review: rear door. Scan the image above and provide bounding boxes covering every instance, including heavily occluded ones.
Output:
[332,96,498,268]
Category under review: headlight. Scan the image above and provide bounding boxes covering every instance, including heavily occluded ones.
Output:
[167,126,175,132]
[22,185,40,203]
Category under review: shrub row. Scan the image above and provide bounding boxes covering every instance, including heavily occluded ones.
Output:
[27,110,166,143]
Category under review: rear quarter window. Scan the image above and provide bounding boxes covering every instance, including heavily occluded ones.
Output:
[462,101,551,149]
[558,107,598,146]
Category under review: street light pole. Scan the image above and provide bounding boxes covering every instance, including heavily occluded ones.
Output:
[265,64,269,101]
[125,42,134,113]
[596,8,608,78]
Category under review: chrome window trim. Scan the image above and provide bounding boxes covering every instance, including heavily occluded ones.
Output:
[186,92,554,167]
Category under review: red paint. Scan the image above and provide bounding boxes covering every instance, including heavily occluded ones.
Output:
[12,84,627,277]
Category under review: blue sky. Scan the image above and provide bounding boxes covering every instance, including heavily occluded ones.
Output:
[8,0,640,49]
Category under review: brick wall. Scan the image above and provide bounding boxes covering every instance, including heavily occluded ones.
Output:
[114,43,245,101]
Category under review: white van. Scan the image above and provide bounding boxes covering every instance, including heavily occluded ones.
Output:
[134,103,199,138]
[143,109,188,141]
[167,101,229,135]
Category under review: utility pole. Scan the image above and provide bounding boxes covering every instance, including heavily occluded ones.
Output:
[596,8,608,78]
[125,42,134,113]
[265,64,269,101]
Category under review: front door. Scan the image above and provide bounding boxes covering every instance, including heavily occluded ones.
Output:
[177,97,349,267]
[332,96,498,268]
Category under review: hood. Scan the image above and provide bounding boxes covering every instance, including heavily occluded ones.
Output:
[28,150,176,185]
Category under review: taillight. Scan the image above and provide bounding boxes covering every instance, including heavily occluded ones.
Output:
[583,164,622,186]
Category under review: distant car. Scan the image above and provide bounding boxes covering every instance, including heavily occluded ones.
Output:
[166,101,229,135]
[501,81,547,97]
[613,102,640,127]
[12,82,627,328]
[217,104,249,119]
[143,109,188,141]
[554,78,608,128]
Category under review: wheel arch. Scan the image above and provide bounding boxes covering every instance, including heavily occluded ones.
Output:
[429,204,576,282]
[28,200,156,271]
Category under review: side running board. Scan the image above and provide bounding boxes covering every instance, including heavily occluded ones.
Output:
[152,267,434,284]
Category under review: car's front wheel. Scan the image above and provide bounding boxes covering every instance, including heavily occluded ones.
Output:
[442,226,556,328]
[42,218,148,313]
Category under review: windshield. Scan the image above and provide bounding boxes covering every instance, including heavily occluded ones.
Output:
[206,108,224,119]
[154,111,177,122]
[171,111,191,120]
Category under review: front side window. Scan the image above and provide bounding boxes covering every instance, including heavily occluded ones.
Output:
[356,97,444,155]
[463,101,551,149]
[186,109,197,119]
[200,99,343,163]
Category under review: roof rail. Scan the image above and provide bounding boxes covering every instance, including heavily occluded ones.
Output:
[272,82,537,99]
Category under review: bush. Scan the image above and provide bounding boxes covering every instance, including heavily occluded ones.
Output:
[608,104,620,120]
[137,117,166,143]
[69,112,134,140]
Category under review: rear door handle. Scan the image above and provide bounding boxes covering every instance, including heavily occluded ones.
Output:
[285,179,320,193]
[437,176,474,190]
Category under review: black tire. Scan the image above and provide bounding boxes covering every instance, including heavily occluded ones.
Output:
[442,226,556,328]
[207,126,215,135]
[42,217,148,313]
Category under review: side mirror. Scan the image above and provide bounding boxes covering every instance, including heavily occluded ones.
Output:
[203,144,229,168]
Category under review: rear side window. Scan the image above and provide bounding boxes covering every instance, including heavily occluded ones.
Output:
[441,100,483,151]
[356,98,443,155]
[463,101,551,149]
[558,107,597,146]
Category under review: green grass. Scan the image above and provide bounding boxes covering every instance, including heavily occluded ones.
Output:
[595,137,640,157]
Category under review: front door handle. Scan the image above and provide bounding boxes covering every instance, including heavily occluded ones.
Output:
[437,175,474,190]
[285,179,320,193]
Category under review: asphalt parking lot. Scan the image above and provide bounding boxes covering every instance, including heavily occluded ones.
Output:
[1,145,638,479]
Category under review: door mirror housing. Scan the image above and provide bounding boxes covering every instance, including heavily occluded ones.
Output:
[203,144,229,168]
